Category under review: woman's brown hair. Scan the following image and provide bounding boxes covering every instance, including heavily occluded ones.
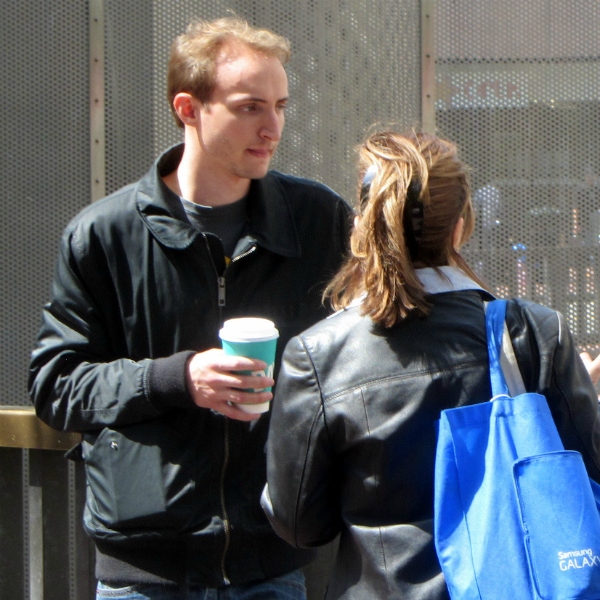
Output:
[325,130,485,328]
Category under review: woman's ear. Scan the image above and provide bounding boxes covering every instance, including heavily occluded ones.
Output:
[452,217,465,251]
[172,93,199,126]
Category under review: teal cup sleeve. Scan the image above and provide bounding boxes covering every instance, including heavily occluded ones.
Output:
[221,337,278,392]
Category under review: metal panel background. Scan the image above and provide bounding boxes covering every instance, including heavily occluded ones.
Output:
[435,0,600,357]
[1,0,89,408]
[6,6,599,408]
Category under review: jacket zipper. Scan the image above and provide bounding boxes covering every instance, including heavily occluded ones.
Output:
[198,235,232,583]
[213,241,256,584]
[217,245,256,312]
[218,277,226,307]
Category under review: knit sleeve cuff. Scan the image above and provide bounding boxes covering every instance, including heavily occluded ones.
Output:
[147,350,196,410]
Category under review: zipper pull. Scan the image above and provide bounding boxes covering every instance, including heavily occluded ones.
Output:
[218,277,226,307]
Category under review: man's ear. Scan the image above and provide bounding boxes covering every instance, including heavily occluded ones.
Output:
[172,93,200,126]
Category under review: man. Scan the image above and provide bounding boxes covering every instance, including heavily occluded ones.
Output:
[29,17,352,599]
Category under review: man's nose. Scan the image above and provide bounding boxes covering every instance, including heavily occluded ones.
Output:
[260,109,284,142]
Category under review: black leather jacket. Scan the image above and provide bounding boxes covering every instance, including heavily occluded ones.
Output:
[28,144,352,587]
[262,267,600,599]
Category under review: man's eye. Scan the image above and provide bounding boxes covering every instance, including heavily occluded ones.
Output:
[242,104,258,112]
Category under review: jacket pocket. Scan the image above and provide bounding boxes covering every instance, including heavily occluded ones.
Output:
[83,420,196,531]
[513,451,600,599]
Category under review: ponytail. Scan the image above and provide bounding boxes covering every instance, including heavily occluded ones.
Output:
[325,130,485,327]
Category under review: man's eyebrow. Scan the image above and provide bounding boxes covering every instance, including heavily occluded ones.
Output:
[234,96,290,103]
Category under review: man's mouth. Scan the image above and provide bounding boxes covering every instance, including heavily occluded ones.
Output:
[247,148,272,158]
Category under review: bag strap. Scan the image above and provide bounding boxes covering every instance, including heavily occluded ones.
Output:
[485,299,526,397]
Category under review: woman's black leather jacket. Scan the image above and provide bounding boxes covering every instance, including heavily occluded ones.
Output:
[262,267,600,599]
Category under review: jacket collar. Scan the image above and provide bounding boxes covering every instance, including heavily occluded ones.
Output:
[245,176,301,257]
[135,143,301,257]
[341,266,490,313]
[416,266,488,295]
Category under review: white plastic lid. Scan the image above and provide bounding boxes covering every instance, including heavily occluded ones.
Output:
[219,317,279,343]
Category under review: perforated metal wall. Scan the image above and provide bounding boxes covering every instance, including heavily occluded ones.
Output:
[6,1,600,408]
[2,1,89,407]
[434,0,600,355]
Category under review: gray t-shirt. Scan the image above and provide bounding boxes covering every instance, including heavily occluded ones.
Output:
[181,195,248,259]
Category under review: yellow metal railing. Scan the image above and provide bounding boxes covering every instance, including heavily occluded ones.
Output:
[0,405,81,450]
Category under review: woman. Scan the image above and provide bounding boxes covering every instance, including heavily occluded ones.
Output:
[260,131,600,599]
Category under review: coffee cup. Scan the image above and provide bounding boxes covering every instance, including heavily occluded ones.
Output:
[219,318,279,414]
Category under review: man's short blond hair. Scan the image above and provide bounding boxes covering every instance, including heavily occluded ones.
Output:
[167,17,291,127]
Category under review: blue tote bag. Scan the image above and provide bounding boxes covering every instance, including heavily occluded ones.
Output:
[434,299,600,599]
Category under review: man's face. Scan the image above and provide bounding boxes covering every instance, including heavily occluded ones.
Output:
[197,43,289,184]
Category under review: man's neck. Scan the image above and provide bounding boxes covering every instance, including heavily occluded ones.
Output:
[163,146,251,207]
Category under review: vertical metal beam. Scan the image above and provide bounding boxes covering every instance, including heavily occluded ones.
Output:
[421,0,436,134]
[68,461,78,600]
[90,0,106,202]
[27,450,44,600]
[40,451,72,598]
[0,448,24,598]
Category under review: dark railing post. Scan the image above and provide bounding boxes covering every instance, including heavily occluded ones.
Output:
[0,446,25,598]
[0,407,93,600]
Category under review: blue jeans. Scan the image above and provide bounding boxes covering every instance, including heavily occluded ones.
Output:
[96,569,306,600]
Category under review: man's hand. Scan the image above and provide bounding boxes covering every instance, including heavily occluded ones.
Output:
[186,349,275,421]
[580,351,600,386]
